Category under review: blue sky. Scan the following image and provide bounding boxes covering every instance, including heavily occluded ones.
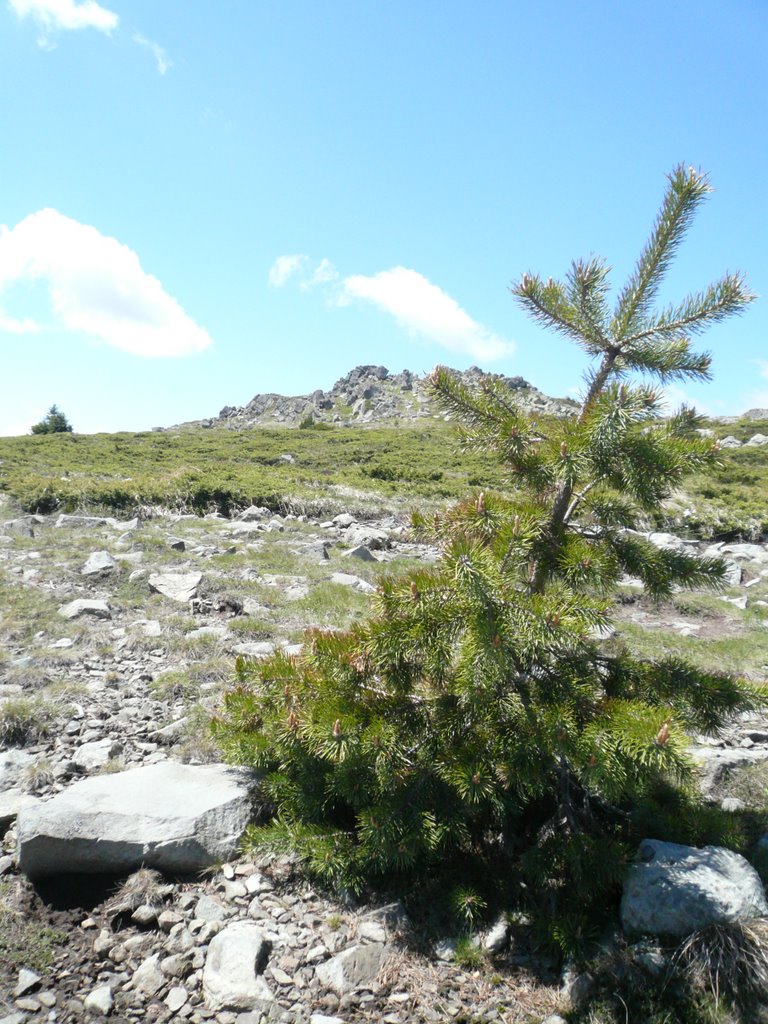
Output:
[1,0,766,434]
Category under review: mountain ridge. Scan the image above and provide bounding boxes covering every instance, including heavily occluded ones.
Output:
[180,364,580,430]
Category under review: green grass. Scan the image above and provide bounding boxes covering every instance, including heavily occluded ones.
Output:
[618,619,768,678]
[0,423,507,517]
[0,880,67,977]
[2,417,767,540]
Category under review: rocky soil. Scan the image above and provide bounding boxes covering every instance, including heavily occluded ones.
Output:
[2,501,768,1023]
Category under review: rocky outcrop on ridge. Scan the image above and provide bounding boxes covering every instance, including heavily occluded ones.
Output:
[193,365,579,430]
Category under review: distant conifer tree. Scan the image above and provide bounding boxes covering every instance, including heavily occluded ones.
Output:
[31,405,73,434]
[214,167,762,949]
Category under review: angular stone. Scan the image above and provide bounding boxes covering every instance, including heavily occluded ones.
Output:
[133,953,165,997]
[165,986,188,1012]
[315,943,388,995]
[73,739,122,771]
[55,515,108,529]
[329,573,376,594]
[83,984,114,1015]
[345,525,390,550]
[0,749,36,791]
[82,551,116,576]
[232,641,275,659]
[0,789,40,830]
[194,894,228,922]
[343,545,378,563]
[482,916,510,954]
[17,762,257,878]
[202,921,273,1011]
[14,969,41,997]
[621,839,768,937]
[148,572,202,604]
[58,599,111,620]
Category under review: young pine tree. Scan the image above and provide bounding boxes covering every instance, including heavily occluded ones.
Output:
[214,166,763,947]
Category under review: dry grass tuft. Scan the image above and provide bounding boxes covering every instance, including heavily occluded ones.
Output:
[672,920,768,1011]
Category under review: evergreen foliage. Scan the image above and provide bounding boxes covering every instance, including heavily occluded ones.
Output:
[213,167,764,949]
[31,405,73,435]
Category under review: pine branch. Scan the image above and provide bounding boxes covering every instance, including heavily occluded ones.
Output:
[612,165,713,340]
[622,272,755,345]
[510,273,585,342]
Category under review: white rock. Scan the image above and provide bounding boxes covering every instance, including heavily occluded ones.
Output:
[237,505,272,521]
[165,986,188,1012]
[232,641,276,658]
[148,572,202,604]
[81,551,116,576]
[83,983,114,1015]
[130,618,162,637]
[55,514,108,529]
[329,572,376,594]
[17,762,257,878]
[133,953,165,996]
[73,739,122,771]
[202,921,273,1011]
[315,943,388,995]
[58,599,111,620]
[482,916,511,954]
[345,525,390,550]
[0,749,36,791]
[720,543,768,564]
[14,968,41,996]
[746,434,768,446]
[0,790,40,829]
[621,839,768,937]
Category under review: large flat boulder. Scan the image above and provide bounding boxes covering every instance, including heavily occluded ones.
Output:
[621,839,768,937]
[17,762,257,879]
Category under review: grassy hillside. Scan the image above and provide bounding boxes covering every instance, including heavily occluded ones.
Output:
[1,417,767,537]
[0,424,506,518]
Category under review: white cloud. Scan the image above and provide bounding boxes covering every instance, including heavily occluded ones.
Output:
[8,0,118,33]
[757,360,768,380]
[301,258,338,291]
[662,385,713,417]
[268,254,307,288]
[338,266,513,362]
[133,32,172,74]
[0,209,213,357]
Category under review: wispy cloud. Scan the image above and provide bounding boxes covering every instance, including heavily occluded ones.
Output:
[301,258,338,291]
[338,266,513,362]
[0,209,213,357]
[268,254,307,288]
[662,385,714,417]
[8,0,118,34]
[133,32,172,74]
[269,255,512,362]
[757,360,768,380]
